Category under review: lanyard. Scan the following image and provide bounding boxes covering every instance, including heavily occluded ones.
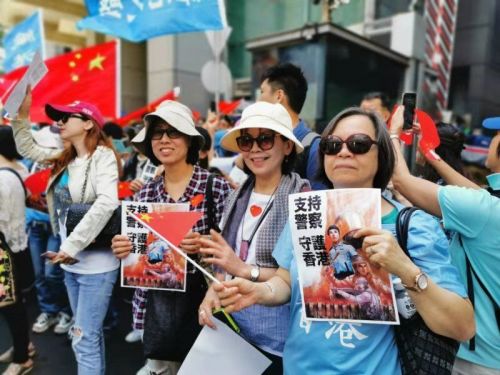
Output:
[239,192,276,262]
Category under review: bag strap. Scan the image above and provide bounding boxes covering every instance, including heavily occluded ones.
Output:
[486,186,500,198]
[206,174,221,233]
[459,234,500,351]
[301,131,320,148]
[79,160,91,203]
[0,167,27,198]
[395,206,419,256]
[295,131,320,178]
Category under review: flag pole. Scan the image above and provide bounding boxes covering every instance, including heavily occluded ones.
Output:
[127,210,220,284]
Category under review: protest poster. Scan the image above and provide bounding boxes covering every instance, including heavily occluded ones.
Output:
[289,189,399,325]
[121,201,189,292]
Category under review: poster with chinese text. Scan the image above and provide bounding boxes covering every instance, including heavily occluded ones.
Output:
[289,189,398,325]
[121,201,189,292]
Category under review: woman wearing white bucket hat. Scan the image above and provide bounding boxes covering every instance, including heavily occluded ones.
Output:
[198,102,309,374]
[111,100,232,375]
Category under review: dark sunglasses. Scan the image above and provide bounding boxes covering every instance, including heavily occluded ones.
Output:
[236,132,278,152]
[60,114,89,124]
[320,134,378,155]
[151,126,183,140]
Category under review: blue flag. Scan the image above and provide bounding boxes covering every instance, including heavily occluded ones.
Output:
[3,10,45,72]
[77,0,227,42]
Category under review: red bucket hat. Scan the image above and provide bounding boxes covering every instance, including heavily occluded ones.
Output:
[45,101,105,128]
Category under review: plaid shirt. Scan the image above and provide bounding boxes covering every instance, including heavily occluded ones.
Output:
[137,164,232,235]
[131,165,232,329]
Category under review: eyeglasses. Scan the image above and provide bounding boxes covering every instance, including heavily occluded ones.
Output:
[151,126,183,140]
[60,114,89,124]
[320,134,377,155]
[236,133,278,152]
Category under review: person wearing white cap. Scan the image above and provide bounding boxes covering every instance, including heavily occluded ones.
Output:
[197,101,309,373]
[389,107,500,374]
[111,100,232,375]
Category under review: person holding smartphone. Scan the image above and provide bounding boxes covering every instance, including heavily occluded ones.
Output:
[12,87,121,375]
[389,106,500,374]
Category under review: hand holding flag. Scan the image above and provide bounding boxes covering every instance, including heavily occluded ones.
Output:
[127,210,220,284]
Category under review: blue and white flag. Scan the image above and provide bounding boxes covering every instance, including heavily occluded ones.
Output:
[77,0,227,43]
[3,10,45,73]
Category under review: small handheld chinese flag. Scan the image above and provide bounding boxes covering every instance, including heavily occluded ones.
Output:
[118,181,134,200]
[24,168,51,195]
[131,211,203,248]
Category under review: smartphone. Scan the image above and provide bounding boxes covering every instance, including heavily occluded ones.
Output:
[41,251,58,259]
[212,307,240,333]
[41,251,79,264]
[402,92,417,130]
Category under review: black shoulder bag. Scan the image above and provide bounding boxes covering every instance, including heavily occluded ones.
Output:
[394,206,459,375]
[65,160,121,250]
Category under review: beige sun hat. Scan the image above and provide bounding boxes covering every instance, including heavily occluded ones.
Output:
[131,100,203,154]
[220,102,304,153]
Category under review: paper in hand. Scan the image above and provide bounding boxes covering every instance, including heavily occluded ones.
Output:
[4,51,48,118]
[178,317,271,375]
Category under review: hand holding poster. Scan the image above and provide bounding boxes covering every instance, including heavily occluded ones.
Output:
[121,201,190,291]
[289,189,398,325]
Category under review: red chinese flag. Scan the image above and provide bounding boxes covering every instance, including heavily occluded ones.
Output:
[133,211,203,247]
[416,109,440,159]
[118,181,134,200]
[24,168,51,195]
[218,99,241,115]
[1,41,118,123]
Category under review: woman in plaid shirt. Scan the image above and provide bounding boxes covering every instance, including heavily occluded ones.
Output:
[112,101,231,375]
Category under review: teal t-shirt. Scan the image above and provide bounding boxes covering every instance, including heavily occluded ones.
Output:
[438,185,500,370]
[273,203,466,374]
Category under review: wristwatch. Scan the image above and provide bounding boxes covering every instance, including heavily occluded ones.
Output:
[250,266,260,282]
[402,272,429,292]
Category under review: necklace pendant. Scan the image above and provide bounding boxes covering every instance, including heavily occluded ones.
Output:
[239,240,249,262]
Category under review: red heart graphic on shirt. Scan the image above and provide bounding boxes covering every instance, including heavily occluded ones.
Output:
[250,205,262,217]
[190,194,204,207]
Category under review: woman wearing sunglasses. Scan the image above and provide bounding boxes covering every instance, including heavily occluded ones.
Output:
[197,102,309,373]
[212,107,474,374]
[11,88,121,375]
[111,100,232,375]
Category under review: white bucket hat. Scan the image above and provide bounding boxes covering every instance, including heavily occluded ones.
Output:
[220,102,304,153]
[131,100,203,154]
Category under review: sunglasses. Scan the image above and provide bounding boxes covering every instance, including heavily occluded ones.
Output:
[320,134,377,155]
[151,126,183,140]
[60,114,89,124]
[236,133,278,152]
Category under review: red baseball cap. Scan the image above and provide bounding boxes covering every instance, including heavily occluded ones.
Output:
[45,101,105,128]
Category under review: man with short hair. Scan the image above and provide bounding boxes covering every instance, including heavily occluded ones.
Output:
[260,63,327,189]
[360,92,392,123]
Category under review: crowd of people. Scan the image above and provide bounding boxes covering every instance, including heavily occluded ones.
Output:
[0,62,498,375]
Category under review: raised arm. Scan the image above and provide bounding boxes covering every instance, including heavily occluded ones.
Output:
[390,106,443,217]
[424,153,480,189]
[12,87,61,162]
